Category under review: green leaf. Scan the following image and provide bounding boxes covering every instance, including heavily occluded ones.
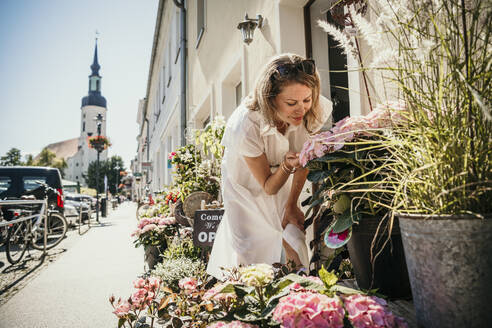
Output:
[331,211,355,233]
[330,284,361,295]
[233,285,255,298]
[319,265,338,288]
[117,318,126,328]
[307,170,330,182]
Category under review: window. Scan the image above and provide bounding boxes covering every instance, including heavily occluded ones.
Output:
[235,81,243,107]
[167,43,172,87]
[23,177,47,192]
[161,66,166,104]
[0,176,12,193]
[76,176,78,180]
[175,10,180,63]
[83,121,85,132]
[76,163,79,167]
[196,0,205,48]
[83,114,86,119]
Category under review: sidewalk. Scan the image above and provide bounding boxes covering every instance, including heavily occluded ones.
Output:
[0,202,144,328]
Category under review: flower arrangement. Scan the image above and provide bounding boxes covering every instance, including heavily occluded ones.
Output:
[88,135,111,151]
[109,277,161,328]
[169,143,220,198]
[299,102,406,246]
[131,216,178,248]
[151,256,206,292]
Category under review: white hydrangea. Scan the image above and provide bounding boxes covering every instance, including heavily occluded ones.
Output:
[239,263,274,287]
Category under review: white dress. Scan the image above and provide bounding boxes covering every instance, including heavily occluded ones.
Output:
[207,97,332,279]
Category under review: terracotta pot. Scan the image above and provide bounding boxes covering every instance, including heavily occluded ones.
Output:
[397,213,492,328]
[347,215,412,299]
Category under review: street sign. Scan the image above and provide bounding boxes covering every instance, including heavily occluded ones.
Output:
[193,209,224,247]
[141,162,152,168]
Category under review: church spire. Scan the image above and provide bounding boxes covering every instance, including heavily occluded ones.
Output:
[81,33,107,108]
[90,39,101,77]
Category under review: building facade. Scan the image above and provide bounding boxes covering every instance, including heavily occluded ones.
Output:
[135,0,379,194]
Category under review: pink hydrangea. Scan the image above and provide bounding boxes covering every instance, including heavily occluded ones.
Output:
[178,277,198,292]
[273,291,345,328]
[207,321,259,328]
[344,294,408,328]
[113,299,131,318]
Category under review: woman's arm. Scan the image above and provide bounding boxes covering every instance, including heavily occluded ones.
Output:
[244,151,300,195]
[282,167,308,230]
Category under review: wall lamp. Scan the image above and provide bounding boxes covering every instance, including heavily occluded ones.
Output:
[237,13,263,45]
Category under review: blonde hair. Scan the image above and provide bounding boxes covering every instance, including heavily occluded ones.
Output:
[245,53,321,133]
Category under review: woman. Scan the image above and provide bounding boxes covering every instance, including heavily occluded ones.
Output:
[207,54,332,278]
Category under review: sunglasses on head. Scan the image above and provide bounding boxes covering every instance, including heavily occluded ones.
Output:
[275,59,316,77]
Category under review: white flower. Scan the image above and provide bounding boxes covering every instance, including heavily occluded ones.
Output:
[239,263,274,287]
[318,20,357,61]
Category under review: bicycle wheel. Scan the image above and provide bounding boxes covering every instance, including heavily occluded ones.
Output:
[6,221,29,264]
[31,212,67,250]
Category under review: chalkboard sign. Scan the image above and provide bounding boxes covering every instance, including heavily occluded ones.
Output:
[193,209,224,247]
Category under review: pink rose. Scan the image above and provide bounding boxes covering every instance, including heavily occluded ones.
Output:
[147,277,160,292]
[112,299,131,318]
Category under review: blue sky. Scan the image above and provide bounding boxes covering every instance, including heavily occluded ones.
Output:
[0,0,158,170]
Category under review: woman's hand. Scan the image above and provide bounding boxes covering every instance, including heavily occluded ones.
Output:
[284,151,301,171]
[282,204,305,231]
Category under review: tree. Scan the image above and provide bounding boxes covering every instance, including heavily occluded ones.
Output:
[36,148,56,167]
[25,154,34,166]
[86,155,126,194]
[1,148,23,166]
[52,158,68,178]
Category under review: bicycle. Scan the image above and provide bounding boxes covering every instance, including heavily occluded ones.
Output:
[2,181,67,264]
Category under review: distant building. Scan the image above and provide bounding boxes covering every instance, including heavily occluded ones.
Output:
[39,41,108,185]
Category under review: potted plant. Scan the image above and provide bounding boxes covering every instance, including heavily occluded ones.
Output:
[87,135,111,151]
[300,102,411,298]
[319,1,491,326]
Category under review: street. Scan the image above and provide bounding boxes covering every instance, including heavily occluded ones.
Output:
[0,202,144,328]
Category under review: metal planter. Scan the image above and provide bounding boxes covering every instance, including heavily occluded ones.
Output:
[398,213,492,328]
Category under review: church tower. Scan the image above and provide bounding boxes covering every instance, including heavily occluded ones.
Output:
[79,39,108,172]
[66,39,108,185]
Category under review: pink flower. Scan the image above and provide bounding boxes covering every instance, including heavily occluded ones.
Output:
[178,277,198,292]
[158,217,176,226]
[147,277,160,292]
[344,294,408,328]
[168,151,177,160]
[207,321,259,328]
[273,291,345,328]
[133,278,146,289]
[141,223,158,234]
[131,288,148,309]
[113,299,131,318]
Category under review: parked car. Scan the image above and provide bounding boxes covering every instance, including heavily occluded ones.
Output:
[0,166,64,220]
[63,202,79,226]
[65,193,92,220]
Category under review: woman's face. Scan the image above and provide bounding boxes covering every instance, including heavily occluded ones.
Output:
[274,83,312,126]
